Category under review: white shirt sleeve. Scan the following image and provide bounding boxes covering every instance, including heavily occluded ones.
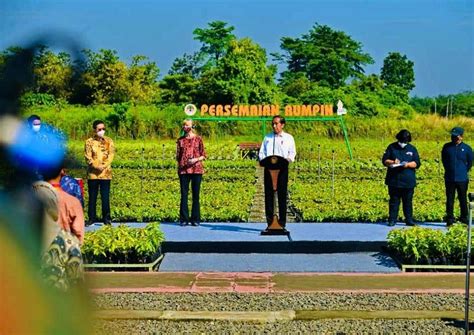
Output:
[258,135,269,161]
[286,134,296,162]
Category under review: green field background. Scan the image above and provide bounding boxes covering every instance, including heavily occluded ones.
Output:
[62,136,472,223]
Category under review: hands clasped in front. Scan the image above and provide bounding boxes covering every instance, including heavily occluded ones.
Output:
[187,157,201,165]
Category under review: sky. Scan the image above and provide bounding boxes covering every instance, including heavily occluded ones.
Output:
[1,0,473,97]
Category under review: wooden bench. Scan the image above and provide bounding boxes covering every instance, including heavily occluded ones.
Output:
[238,142,261,159]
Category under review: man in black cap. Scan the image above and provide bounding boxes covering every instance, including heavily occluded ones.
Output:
[442,127,473,226]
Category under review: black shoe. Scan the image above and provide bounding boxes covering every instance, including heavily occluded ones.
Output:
[388,221,396,227]
[459,218,469,225]
[85,220,94,227]
[104,220,112,225]
[180,222,188,226]
[406,221,416,227]
[191,222,200,226]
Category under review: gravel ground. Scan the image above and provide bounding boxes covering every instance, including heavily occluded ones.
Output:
[91,319,466,334]
[92,292,472,311]
[91,293,474,333]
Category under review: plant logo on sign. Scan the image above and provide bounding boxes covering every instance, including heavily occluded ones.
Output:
[337,100,347,115]
[184,104,197,116]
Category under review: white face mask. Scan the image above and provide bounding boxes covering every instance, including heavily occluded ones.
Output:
[97,130,105,138]
[398,142,407,148]
[32,125,41,132]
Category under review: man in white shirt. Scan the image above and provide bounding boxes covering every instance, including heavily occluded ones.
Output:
[258,115,296,228]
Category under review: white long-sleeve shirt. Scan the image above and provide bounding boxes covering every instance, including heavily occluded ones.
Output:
[258,131,296,162]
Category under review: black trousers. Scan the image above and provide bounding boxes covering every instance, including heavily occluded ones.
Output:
[88,179,111,222]
[264,167,288,227]
[179,174,202,224]
[388,186,414,224]
[445,181,469,223]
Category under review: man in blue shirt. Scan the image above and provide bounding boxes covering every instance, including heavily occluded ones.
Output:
[442,127,473,226]
[382,129,421,226]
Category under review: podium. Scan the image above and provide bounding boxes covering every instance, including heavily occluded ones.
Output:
[259,155,290,236]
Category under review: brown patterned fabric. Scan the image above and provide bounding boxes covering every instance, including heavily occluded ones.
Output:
[41,229,84,291]
[84,135,115,180]
[176,136,206,174]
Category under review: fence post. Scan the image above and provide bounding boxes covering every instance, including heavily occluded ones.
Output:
[140,146,144,194]
[331,150,335,199]
[437,141,441,176]
[318,144,321,181]
[162,144,165,169]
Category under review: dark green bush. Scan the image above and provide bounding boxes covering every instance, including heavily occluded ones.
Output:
[20,92,61,107]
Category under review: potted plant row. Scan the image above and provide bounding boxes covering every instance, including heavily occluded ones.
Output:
[82,222,165,271]
[387,224,473,272]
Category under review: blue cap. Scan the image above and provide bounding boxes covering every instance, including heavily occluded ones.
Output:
[451,127,464,136]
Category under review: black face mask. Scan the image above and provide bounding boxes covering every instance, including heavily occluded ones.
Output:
[451,135,459,143]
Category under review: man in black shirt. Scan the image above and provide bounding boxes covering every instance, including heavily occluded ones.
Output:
[441,127,473,226]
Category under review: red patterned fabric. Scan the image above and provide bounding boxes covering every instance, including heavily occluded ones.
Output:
[176,136,206,174]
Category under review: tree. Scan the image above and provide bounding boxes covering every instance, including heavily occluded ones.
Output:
[193,21,236,67]
[33,47,73,100]
[127,55,160,103]
[168,52,203,78]
[352,74,385,93]
[380,52,415,91]
[74,49,129,104]
[350,74,409,106]
[299,84,337,105]
[197,38,278,104]
[279,71,311,98]
[0,46,33,90]
[159,74,199,104]
[277,23,374,89]
[0,46,26,76]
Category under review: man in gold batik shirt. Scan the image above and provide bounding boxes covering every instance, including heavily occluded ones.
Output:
[84,120,115,226]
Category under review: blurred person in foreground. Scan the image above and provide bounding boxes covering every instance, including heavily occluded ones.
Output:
[0,39,89,335]
[176,119,207,226]
[382,129,421,227]
[1,117,89,334]
[33,161,84,292]
[84,119,115,226]
[442,127,473,226]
